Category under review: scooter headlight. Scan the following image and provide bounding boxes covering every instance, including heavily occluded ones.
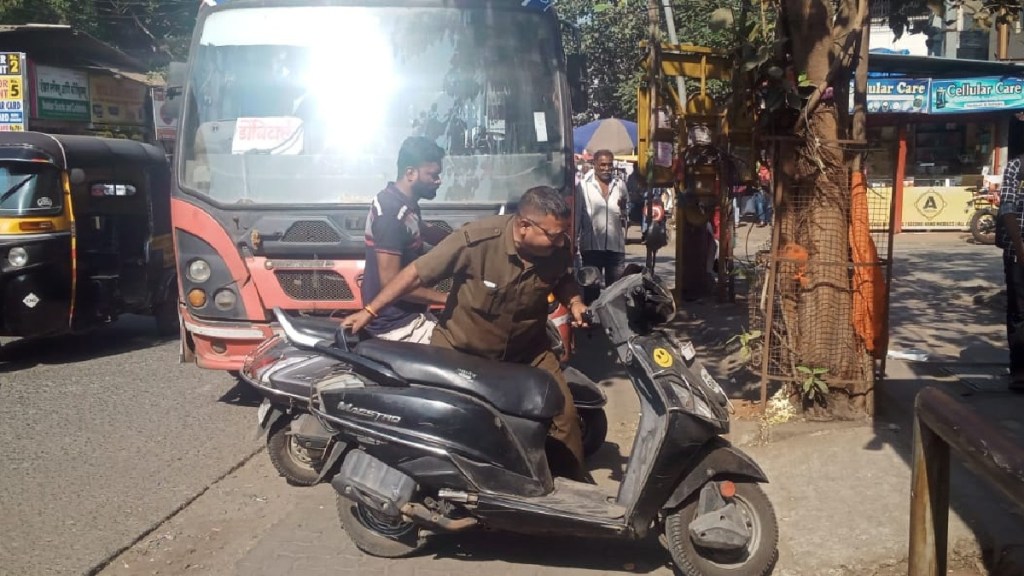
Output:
[8,247,28,268]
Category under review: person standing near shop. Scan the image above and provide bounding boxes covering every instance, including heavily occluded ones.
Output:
[755,161,774,227]
[576,149,627,302]
[996,154,1024,392]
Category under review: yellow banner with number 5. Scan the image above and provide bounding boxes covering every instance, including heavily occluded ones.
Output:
[0,52,27,131]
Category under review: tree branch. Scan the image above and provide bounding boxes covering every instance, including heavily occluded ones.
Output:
[795,0,869,133]
[111,0,174,59]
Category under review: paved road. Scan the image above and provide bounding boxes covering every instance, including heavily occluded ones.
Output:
[4,230,1004,576]
[0,315,258,576]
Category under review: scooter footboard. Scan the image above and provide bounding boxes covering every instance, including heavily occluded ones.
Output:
[662,438,768,510]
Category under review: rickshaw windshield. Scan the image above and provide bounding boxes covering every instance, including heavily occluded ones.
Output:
[0,163,63,217]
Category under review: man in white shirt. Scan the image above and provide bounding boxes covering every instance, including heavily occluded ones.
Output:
[576,149,627,302]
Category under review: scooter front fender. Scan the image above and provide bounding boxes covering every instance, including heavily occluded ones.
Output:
[256,400,289,439]
[662,438,768,510]
[316,439,350,482]
[564,366,607,409]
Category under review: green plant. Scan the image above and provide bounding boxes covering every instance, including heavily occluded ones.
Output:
[730,260,756,280]
[797,366,829,401]
[727,328,763,360]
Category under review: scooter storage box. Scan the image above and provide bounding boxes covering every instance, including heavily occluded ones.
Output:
[333,450,416,514]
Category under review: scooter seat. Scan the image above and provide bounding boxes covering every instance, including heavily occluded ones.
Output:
[353,339,564,420]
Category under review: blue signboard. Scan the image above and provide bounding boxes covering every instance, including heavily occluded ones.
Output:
[866,78,930,114]
[929,76,1024,114]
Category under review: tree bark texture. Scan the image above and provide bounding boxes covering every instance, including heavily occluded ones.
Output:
[775,0,872,409]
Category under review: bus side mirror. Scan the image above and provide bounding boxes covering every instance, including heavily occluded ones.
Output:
[162,62,187,121]
[567,54,589,113]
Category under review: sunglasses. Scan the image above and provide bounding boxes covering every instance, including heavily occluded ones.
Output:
[520,216,569,244]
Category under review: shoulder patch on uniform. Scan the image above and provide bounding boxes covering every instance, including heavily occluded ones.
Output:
[463,226,502,245]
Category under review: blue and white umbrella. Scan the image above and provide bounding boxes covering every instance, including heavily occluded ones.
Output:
[573,118,638,156]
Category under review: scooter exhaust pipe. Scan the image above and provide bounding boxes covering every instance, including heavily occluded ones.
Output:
[400,503,478,532]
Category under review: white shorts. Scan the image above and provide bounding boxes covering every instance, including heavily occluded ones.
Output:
[375,313,437,345]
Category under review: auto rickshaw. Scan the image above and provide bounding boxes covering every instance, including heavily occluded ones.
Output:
[0,132,178,342]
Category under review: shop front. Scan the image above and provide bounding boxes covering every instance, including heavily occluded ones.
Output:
[87,71,151,142]
[23,64,153,141]
[863,56,1024,233]
[29,63,93,134]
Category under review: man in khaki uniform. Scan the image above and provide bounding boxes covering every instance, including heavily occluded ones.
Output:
[343,186,590,479]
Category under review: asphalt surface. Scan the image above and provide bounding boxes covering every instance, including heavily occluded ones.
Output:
[0,315,258,576]
[0,228,1002,576]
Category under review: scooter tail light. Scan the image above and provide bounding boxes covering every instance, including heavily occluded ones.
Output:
[719,480,736,499]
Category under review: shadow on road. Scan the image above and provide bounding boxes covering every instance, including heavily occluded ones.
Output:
[0,315,176,373]
[218,378,264,408]
[425,530,672,574]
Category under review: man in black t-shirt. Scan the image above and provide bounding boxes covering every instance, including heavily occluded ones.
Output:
[360,137,449,342]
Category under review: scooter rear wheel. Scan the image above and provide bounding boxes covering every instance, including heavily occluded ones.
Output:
[664,481,779,576]
[337,495,426,558]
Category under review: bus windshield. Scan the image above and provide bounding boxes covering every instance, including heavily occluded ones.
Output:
[179,5,568,206]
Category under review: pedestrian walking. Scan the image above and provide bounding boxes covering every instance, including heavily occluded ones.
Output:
[996,153,1024,392]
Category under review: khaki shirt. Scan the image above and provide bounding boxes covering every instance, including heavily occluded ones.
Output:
[414,215,574,363]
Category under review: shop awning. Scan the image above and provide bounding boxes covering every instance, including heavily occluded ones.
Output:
[0,24,146,73]
[870,53,1024,78]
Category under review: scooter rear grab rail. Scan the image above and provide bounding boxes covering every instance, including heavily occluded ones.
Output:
[272,308,406,388]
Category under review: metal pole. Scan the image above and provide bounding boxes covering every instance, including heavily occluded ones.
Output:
[998,7,1010,61]
[661,0,688,107]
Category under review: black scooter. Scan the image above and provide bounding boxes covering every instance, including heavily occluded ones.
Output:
[277,268,778,575]
[241,318,608,486]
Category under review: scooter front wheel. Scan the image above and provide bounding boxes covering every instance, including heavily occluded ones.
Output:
[664,481,779,576]
[337,496,426,558]
[267,417,322,486]
[579,408,608,458]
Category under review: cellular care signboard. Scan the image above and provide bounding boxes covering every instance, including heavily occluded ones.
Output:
[929,76,1024,114]
[865,78,930,114]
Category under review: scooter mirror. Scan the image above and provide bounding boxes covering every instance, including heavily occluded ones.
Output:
[576,266,602,288]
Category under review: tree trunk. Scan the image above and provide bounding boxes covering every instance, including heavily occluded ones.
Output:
[777,0,870,414]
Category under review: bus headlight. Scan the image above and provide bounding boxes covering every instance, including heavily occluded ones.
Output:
[8,247,28,268]
[188,259,212,283]
[213,289,237,310]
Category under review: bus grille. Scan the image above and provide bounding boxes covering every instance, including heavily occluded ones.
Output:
[281,221,342,243]
[275,270,355,301]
